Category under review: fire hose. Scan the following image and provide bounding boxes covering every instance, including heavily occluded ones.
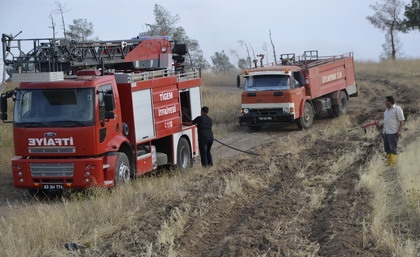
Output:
[361,120,384,138]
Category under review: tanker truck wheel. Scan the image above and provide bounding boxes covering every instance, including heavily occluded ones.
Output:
[332,91,348,117]
[296,102,314,129]
[177,137,192,170]
[114,152,130,186]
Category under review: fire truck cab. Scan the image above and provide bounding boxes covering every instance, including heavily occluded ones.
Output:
[1,33,201,192]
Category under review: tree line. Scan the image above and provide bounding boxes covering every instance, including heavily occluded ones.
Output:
[367,0,420,60]
[50,1,419,73]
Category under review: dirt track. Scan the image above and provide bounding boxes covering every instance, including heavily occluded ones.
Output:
[95,74,418,256]
[1,72,419,256]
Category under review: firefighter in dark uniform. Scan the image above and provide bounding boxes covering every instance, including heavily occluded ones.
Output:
[183,106,214,167]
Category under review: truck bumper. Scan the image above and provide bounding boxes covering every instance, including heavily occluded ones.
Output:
[11,156,113,190]
[239,113,295,126]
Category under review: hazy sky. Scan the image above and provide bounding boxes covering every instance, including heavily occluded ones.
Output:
[1,0,420,81]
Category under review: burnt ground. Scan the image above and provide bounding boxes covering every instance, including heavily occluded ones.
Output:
[1,72,420,256]
[91,73,420,256]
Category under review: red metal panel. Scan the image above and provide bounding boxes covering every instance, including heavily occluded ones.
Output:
[136,155,154,175]
[178,78,201,90]
[12,156,106,189]
[13,127,97,157]
[117,83,136,145]
[305,57,356,99]
[124,38,171,62]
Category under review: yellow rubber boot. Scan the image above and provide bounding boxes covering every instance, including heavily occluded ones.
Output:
[389,154,397,166]
[386,154,392,166]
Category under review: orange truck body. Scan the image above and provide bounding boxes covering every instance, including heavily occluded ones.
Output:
[1,35,201,191]
[238,51,357,129]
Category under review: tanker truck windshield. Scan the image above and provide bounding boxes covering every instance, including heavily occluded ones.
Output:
[244,75,290,91]
[14,88,94,127]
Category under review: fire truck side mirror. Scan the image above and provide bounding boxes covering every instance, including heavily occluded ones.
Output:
[237,75,241,88]
[104,111,115,120]
[104,94,115,112]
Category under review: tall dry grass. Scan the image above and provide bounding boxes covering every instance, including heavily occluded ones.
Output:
[1,61,420,256]
[358,113,420,253]
[356,59,420,86]
[201,72,242,137]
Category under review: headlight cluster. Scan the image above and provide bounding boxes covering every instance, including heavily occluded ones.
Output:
[242,108,250,114]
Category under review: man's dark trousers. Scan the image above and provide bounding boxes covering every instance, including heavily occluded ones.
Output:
[199,137,213,167]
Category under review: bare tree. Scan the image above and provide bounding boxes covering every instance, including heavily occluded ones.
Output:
[366,0,406,60]
[262,42,269,65]
[238,40,252,69]
[269,30,277,64]
[49,14,57,39]
[54,1,68,38]
[229,49,248,70]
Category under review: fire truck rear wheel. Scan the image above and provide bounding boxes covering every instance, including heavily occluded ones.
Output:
[177,137,192,170]
[296,102,314,129]
[114,152,131,185]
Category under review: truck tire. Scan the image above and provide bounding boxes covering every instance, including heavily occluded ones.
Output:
[333,91,348,116]
[296,102,314,129]
[114,152,130,186]
[177,137,192,170]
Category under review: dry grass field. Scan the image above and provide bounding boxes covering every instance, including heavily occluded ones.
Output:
[0,60,420,256]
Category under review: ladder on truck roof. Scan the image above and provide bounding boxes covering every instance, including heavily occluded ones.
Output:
[278,50,353,69]
[2,33,187,80]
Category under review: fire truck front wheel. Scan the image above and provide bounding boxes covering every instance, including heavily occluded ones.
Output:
[177,137,192,170]
[114,152,131,186]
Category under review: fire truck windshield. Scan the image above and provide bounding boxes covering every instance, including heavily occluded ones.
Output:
[13,88,95,127]
[244,75,290,91]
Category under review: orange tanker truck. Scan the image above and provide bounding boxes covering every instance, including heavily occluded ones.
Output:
[237,50,357,130]
[1,33,201,194]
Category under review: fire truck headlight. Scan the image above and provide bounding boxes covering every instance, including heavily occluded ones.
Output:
[283,107,290,113]
[243,108,250,114]
[17,172,23,176]
[85,164,91,170]
[19,178,24,183]
[84,178,90,183]
[85,171,91,176]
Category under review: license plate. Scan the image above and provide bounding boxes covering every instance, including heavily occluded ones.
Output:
[43,184,64,190]
[258,116,273,121]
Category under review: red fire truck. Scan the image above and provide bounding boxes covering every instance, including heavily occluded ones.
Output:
[0,34,201,193]
[237,51,357,130]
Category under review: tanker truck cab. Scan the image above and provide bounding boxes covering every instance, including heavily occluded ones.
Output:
[238,51,357,130]
[238,66,307,130]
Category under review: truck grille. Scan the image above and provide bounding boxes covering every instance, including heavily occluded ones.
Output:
[30,163,74,177]
[29,147,76,154]
[251,109,283,115]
